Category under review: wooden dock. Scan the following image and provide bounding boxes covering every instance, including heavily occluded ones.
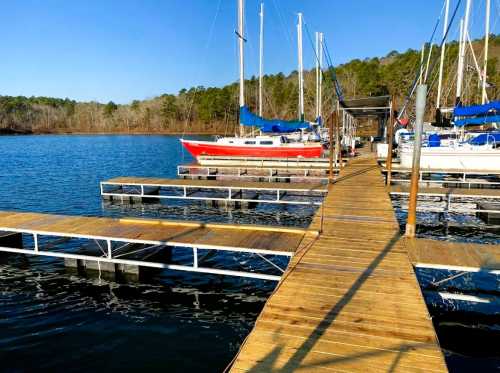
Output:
[178,163,333,182]
[230,155,449,372]
[0,211,312,281]
[406,238,500,274]
[390,185,500,199]
[100,177,327,206]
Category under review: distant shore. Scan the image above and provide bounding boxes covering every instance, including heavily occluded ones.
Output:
[0,129,220,136]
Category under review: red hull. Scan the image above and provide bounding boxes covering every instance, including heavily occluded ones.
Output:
[181,140,323,158]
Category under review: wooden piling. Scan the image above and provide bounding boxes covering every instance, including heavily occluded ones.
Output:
[385,96,395,185]
[406,85,427,237]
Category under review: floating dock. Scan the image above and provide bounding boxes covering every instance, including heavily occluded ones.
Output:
[406,238,500,275]
[178,163,333,182]
[0,211,312,281]
[100,177,327,206]
[196,155,337,168]
[230,155,449,372]
[383,166,500,188]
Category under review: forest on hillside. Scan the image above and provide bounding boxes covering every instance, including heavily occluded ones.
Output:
[1,35,499,135]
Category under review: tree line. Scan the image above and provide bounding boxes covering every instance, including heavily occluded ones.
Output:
[1,35,498,135]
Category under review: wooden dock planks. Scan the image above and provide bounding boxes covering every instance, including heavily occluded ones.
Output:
[230,154,449,372]
[103,177,328,193]
[0,211,306,255]
[405,238,500,273]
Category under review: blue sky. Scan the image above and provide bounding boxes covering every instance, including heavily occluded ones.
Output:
[0,0,496,104]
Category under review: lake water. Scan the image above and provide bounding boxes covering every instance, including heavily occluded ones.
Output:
[0,135,498,372]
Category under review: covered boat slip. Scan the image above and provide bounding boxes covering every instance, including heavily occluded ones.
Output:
[177,163,335,182]
[0,211,310,281]
[230,155,449,372]
[100,177,327,206]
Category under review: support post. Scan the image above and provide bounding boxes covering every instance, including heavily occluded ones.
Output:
[405,85,427,238]
[193,247,198,269]
[385,97,395,185]
[335,102,342,168]
[107,239,112,259]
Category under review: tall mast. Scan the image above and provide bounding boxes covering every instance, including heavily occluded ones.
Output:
[297,13,304,121]
[482,0,490,104]
[258,2,264,116]
[423,43,434,83]
[319,32,323,123]
[456,0,472,104]
[315,32,320,120]
[238,0,245,136]
[419,44,425,84]
[437,0,450,109]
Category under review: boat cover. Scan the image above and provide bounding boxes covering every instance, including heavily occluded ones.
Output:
[454,101,500,116]
[454,115,500,126]
[468,132,500,145]
[239,106,310,133]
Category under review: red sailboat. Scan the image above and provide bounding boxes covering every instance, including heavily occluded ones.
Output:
[181,0,323,160]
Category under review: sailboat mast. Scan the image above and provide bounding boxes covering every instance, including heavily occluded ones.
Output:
[315,32,320,120]
[238,0,245,136]
[319,33,323,123]
[259,2,264,116]
[456,0,472,104]
[482,0,490,104]
[297,13,304,121]
[437,0,450,109]
[419,44,425,84]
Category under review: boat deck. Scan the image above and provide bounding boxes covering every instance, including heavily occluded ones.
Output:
[230,155,448,372]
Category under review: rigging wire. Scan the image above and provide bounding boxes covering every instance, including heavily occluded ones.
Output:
[180,0,223,147]
[399,0,462,119]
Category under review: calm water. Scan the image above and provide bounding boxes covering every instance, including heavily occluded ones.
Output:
[0,135,498,372]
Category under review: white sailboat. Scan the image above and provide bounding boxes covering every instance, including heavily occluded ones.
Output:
[399,0,500,171]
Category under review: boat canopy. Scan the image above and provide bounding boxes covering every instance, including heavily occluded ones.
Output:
[239,106,310,133]
[468,132,500,145]
[453,100,500,126]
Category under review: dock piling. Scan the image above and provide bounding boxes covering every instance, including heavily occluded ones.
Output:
[406,85,427,238]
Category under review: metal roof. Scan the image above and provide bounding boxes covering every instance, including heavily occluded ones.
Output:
[340,95,391,118]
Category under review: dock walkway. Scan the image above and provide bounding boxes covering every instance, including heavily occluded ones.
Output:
[231,155,448,372]
[0,211,310,281]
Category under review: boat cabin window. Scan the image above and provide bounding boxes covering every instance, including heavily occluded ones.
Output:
[244,141,256,145]
[228,140,234,143]
[259,141,273,145]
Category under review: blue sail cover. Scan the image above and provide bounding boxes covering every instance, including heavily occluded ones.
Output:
[453,101,500,127]
[239,105,310,133]
[454,101,500,116]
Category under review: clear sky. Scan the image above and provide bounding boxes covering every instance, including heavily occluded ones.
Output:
[0,0,496,104]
